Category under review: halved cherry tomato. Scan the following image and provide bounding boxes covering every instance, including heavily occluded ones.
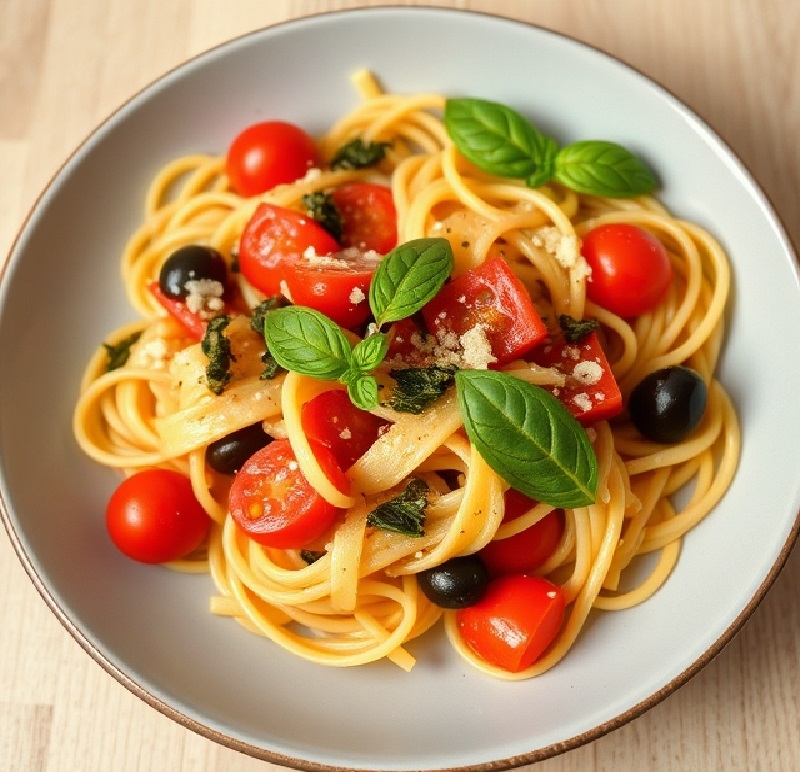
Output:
[301,389,389,470]
[238,203,339,298]
[226,120,318,197]
[529,331,623,425]
[105,469,211,564]
[580,223,672,317]
[228,438,348,549]
[456,574,566,672]
[478,490,564,577]
[283,248,380,329]
[421,257,547,366]
[331,182,397,254]
[148,281,207,340]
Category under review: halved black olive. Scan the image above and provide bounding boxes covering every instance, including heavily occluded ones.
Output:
[417,555,489,609]
[628,366,707,443]
[207,423,273,475]
[159,245,228,299]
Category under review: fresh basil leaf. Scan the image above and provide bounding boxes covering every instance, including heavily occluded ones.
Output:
[455,369,597,508]
[388,365,457,414]
[444,97,559,180]
[263,306,353,380]
[346,373,379,410]
[526,139,559,188]
[351,332,389,373]
[369,238,453,327]
[554,140,657,198]
[367,478,429,536]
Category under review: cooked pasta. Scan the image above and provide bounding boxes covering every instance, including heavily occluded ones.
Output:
[73,71,740,678]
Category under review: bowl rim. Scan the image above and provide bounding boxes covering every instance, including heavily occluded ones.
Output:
[2,6,799,771]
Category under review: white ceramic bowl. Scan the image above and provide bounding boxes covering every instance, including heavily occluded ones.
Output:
[2,8,799,771]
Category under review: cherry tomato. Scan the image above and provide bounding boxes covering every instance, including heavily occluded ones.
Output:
[421,257,547,366]
[301,389,389,470]
[478,490,564,577]
[283,248,380,329]
[226,120,318,197]
[580,223,672,317]
[456,574,566,672]
[228,438,348,549]
[238,203,339,298]
[331,182,398,254]
[105,469,211,564]
[529,331,623,424]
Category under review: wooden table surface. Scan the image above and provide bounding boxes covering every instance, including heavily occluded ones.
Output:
[1,1,799,771]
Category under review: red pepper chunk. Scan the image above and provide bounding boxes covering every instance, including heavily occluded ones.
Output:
[301,389,389,470]
[529,331,623,425]
[421,257,547,366]
[148,281,208,340]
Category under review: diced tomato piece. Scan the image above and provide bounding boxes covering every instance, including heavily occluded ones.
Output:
[331,182,397,254]
[456,574,566,672]
[283,248,380,330]
[301,389,389,470]
[420,257,547,366]
[228,438,347,549]
[238,203,339,298]
[529,331,623,424]
[478,490,564,577]
[149,281,207,340]
[385,316,426,363]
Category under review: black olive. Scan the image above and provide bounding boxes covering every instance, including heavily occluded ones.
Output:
[628,366,707,444]
[158,245,228,299]
[417,555,489,609]
[207,424,273,475]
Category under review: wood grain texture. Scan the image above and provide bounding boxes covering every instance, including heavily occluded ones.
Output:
[1,1,798,770]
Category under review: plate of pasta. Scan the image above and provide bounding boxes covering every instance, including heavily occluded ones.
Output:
[2,7,799,772]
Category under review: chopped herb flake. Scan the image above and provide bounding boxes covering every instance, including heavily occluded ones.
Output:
[201,315,236,395]
[388,365,457,414]
[330,138,391,170]
[251,297,289,380]
[102,331,143,372]
[302,191,342,242]
[367,478,429,537]
[558,314,600,343]
[300,549,326,564]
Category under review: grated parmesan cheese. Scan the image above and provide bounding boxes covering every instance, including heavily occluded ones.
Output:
[573,393,593,412]
[349,286,366,305]
[184,279,225,318]
[572,360,603,386]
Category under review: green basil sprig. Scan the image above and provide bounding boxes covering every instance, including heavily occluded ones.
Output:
[455,369,597,507]
[369,238,453,327]
[444,97,656,198]
[264,238,452,410]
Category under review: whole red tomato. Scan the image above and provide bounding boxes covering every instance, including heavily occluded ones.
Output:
[580,222,672,317]
[106,469,211,563]
[226,120,318,196]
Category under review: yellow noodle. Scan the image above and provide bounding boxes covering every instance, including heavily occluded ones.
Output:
[72,70,740,678]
